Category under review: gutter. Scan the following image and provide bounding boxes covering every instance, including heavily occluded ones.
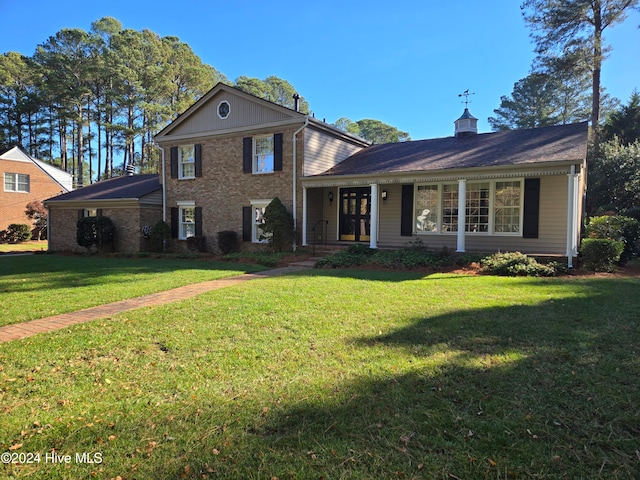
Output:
[292,116,309,250]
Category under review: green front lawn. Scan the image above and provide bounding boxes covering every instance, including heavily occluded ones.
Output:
[0,262,638,479]
[0,255,267,326]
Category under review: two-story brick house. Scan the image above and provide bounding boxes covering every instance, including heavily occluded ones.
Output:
[1,146,72,237]
[153,83,370,251]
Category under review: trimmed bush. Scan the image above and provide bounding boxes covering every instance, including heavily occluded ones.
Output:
[580,238,624,272]
[481,252,557,277]
[149,221,170,253]
[7,223,31,243]
[186,236,207,253]
[260,197,294,252]
[585,215,639,264]
[77,216,115,252]
[217,230,240,255]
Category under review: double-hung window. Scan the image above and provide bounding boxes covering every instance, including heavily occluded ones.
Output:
[179,146,195,179]
[177,202,195,239]
[251,200,271,242]
[4,173,29,192]
[414,180,522,235]
[254,136,274,174]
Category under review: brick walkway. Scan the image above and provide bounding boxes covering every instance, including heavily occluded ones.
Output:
[0,264,309,343]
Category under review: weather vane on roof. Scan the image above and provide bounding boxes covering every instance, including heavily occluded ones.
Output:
[458,89,475,108]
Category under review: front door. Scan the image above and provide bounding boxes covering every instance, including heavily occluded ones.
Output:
[339,187,371,241]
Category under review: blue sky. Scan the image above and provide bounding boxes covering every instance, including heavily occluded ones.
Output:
[1,0,638,140]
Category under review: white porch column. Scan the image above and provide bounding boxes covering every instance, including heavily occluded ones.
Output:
[456,179,466,252]
[566,166,579,268]
[302,186,308,246]
[369,183,379,249]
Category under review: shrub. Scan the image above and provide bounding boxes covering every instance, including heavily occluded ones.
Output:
[25,200,47,240]
[481,252,557,277]
[217,230,239,255]
[149,221,170,253]
[585,215,640,263]
[77,216,115,252]
[7,223,31,243]
[260,197,294,252]
[186,236,207,253]
[580,238,624,272]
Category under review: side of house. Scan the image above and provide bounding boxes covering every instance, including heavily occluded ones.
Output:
[0,146,71,236]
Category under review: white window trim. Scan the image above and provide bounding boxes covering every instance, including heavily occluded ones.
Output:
[413,179,524,236]
[177,201,196,240]
[178,145,195,180]
[4,173,30,193]
[217,100,230,119]
[250,199,272,243]
[253,135,274,175]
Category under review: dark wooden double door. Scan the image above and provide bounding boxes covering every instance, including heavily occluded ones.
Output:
[339,187,371,242]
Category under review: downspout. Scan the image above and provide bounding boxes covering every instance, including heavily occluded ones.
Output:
[292,116,309,251]
[155,143,166,223]
[566,165,576,268]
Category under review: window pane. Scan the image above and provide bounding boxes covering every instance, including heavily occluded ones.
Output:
[494,181,521,233]
[181,162,195,178]
[179,146,195,178]
[255,154,274,173]
[180,146,194,162]
[18,174,29,192]
[255,137,273,155]
[466,182,489,233]
[254,137,274,173]
[415,185,438,232]
[442,184,458,232]
[4,173,14,191]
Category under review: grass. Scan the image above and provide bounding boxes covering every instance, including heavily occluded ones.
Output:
[0,260,639,479]
[0,254,267,326]
[0,240,48,253]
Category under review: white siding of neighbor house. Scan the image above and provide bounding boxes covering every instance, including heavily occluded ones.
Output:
[303,127,366,176]
[170,90,293,137]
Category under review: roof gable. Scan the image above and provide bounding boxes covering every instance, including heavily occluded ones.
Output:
[1,146,73,191]
[317,122,589,177]
[154,83,305,141]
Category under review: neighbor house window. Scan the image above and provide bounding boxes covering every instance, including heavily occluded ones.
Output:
[177,202,196,239]
[4,173,29,192]
[251,200,271,242]
[179,145,195,179]
[414,180,522,235]
[254,136,274,174]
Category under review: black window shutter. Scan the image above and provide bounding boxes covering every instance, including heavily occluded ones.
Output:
[170,207,179,239]
[274,133,283,171]
[401,184,415,236]
[523,178,540,239]
[195,207,203,236]
[78,209,84,220]
[194,144,202,177]
[97,209,103,217]
[242,206,252,241]
[243,137,252,173]
[170,147,178,179]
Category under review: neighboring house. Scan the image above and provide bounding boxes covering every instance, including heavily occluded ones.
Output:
[154,83,588,264]
[0,146,72,236]
[44,174,162,253]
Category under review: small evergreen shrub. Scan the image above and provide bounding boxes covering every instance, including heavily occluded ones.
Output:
[260,197,294,252]
[217,230,240,255]
[6,223,31,243]
[186,236,207,253]
[149,221,170,253]
[585,215,639,264]
[76,216,115,252]
[580,238,624,272]
[223,252,285,268]
[481,252,557,277]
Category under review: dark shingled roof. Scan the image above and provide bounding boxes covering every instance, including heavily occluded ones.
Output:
[318,122,588,177]
[45,174,161,202]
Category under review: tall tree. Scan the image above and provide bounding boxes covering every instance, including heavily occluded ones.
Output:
[334,118,410,144]
[489,72,592,130]
[235,75,309,113]
[521,0,639,131]
[602,90,640,145]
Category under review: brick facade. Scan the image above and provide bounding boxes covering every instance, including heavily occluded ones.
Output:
[164,124,305,253]
[1,159,67,235]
